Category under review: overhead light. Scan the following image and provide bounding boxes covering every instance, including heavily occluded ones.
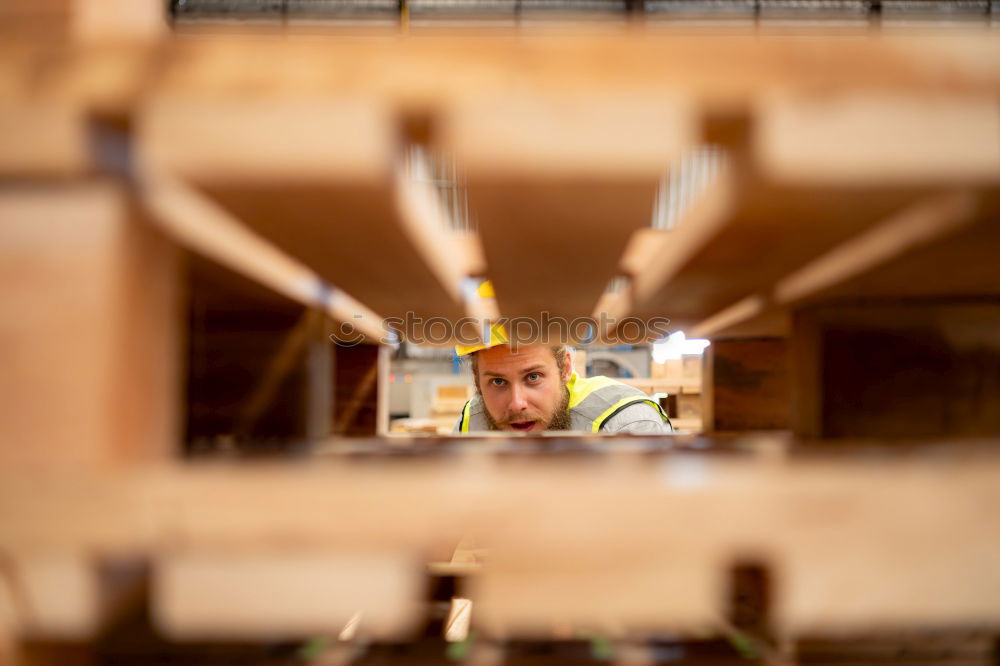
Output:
[652,331,710,362]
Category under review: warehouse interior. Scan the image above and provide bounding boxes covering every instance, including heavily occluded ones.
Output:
[2,1,1000,664]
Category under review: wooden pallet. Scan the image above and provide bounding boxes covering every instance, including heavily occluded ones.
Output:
[0,443,998,641]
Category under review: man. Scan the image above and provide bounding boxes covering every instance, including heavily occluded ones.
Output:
[453,341,673,435]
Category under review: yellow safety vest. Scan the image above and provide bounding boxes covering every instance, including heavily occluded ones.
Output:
[457,373,672,433]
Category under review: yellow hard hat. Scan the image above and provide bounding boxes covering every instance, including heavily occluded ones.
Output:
[454,281,508,356]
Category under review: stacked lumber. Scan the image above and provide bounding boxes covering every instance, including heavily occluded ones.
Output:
[0,442,998,646]
[1,10,999,661]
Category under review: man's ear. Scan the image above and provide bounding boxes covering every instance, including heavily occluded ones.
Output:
[561,349,573,382]
[470,352,481,393]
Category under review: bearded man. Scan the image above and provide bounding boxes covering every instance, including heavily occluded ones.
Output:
[453,342,673,435]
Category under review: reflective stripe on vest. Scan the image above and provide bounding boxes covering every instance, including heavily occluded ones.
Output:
[459,398,473,433]
[457,373,671,433]
[589,394,670,432]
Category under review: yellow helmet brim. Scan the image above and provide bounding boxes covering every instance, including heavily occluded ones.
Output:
[454,322,509,356]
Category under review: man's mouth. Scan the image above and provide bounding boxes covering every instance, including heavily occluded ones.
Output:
[508,420,537,432]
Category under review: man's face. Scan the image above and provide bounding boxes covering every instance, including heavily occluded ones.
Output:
[474,345,572,432]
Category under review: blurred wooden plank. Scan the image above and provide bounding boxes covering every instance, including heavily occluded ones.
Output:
[778,194,1000,306]
[0,451,998,636]
[154,551,422,640]
[446,94,693,178]
[70,0,165,43]
[450,230,487,277]
[796,634,996,665]
[0,1,73,41]
[0,103,90,177]
[468,178,660,326]
[140,98,391,183]
[0,574,17,634]
[630,172,923,332]
[12,555,99,639]
[1,32,999,121]
[445,93,694,326]
[630,93,999,336]
[376,344,391,436]
[777,461,1000,633]
[473,516,727,637]
[0,44,160,131]
[305,314,335,442]
[773,190,981,304]
[703,338,789,433]
[690,295,791,340]
[0,183,180,469]
[140,97,469,330]
[790,302,1000,439]
[4,555,145,642]
[700,191,995,341]
[132,33,1000,105]
[140,169,385,342]
[0,0,164,42]
[205,182,469,327]
[756,94,1000,186]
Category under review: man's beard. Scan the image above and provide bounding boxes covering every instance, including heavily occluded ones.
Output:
[483,382,572,431]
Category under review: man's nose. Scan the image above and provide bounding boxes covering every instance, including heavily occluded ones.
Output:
[507,383,528,413]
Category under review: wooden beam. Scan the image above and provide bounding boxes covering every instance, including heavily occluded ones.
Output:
[780,194,1000,306]
[444,92,694,326]
[703,339,790,433]
[629,89,999,337]
[139,96,469,330]
[0,182,180,468]
[0,452,998,636]
[140,169,386,342]
[376,345,391,437]
[68,0,166,43]
[0,0,164,42]
[0,554,145,644]
[774,190,978,305]
[790,302,1000,439]
[0,103,90,177]
[635,184,932,331]
[53,32,1000,111]
[692,190,994,339]
[756,94,1000,186]
[394,168,475,307]
[305,314,334,442]
[154,551,422,640]
[627,164,741,329]
[10,554,99,639]
[1,33,999,134]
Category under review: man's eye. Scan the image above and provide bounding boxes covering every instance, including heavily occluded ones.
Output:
[489,377,506,387]
[526,372,541,382]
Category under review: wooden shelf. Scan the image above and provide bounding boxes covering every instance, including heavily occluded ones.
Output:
[623,88,999,337]
[140,98,472,330]
[1,446,998,638]
[0,32,996,342]
[694,191,1000,339]
[2,25,999,654]
[444,93,694,324]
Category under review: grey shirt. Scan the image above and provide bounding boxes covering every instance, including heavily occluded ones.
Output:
[599,401,674,435]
